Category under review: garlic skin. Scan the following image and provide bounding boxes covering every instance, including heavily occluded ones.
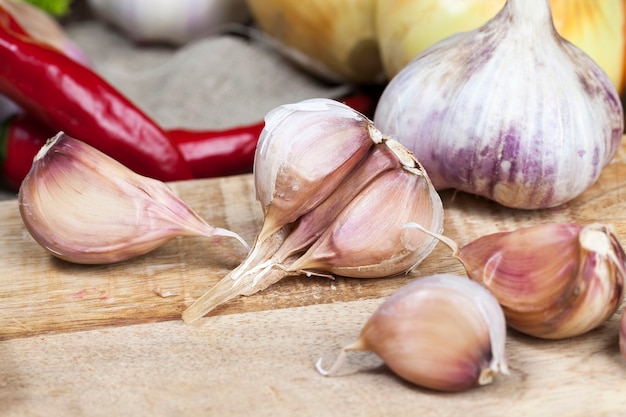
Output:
[182,98,443,323]
[87,0,250,45]
[316,274,509,392]
[374,0,624,209]
[456,223,626,339]
[375,0,626,94]
[19,132,247,264]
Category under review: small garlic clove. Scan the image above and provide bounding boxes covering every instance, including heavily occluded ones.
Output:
[457,223,626,339]
[19,132,247,264]
[619,309,626,359]
[253,98,378,242]
[316,274,509,391]
[287,147,442,278]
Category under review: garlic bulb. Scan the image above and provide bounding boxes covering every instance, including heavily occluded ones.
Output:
[374,0,624,209]
[316,274,509,391]
[245,0,383,84]
[407,222,626,339]
[182,98,443,323]
[87,0,251,45]
[19,132,247,264]
[376,0,626,94]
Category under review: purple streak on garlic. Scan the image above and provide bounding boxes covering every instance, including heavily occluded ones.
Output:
[182,98,444,323]
[374,0,624,209]
[316,274,509,392]
[19,132,247,264]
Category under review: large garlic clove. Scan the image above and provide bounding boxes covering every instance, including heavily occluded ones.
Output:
[457,223,626,339]
[254,98,378,243]
[19,132,247,264]
[182,98,444,323]
[316,274,509,391]
[374,0,624,209]
[288,140,442,278]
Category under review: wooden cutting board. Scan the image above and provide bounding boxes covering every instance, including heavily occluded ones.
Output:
[0,138,625,416]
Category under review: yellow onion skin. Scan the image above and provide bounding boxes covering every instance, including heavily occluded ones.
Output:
[245,0,383,84]
[376,0,626,94]
[374,0,624,209]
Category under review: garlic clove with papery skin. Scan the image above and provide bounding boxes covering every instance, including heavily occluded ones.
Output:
[19,132,248,264]
[374,0,624,209]
[316,274,509,391]
[253,98,379,243]
[407,222,626,339]
[288,141,441,278]
[459,223,626,339]
[181,98,444,323]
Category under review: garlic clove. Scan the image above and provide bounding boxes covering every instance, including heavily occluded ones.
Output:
[273,143,403,262]
[182,98,444,323]
[253,98,378,243]
[288,142,442,278]
[19,132,247,264]
[374,0,624,209]
[456,223,626,339]
[316,274,509,391]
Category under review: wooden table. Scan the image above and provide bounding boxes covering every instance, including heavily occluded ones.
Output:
[1,139,625,416]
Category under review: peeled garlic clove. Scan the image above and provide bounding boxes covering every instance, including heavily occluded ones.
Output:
[288,141,442,278]
[254,98,378,242]
[374,0,624,209]
[19,132,247,264]
[457,223,626,339]
[317,274,509,391]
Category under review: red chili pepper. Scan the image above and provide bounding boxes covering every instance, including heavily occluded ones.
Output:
[0,92,378,190]
[0,25,194,182]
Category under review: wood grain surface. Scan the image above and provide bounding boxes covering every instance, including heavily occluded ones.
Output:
[1,139,626,415]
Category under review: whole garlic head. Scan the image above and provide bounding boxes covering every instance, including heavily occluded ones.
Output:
[374,0,624,209]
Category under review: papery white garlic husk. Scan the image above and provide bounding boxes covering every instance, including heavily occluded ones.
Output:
[182,98,443,323]
[316,274,509,392]
[374,0,624,209]
[19,132,247,264]
[87,0,250,45]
